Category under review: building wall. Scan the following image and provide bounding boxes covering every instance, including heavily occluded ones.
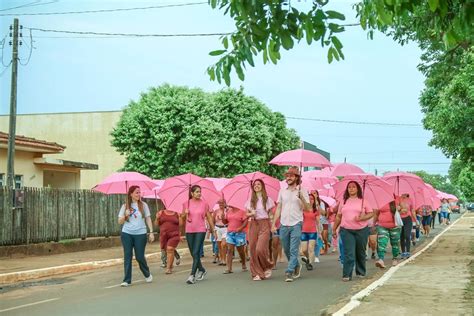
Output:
[0,111,125,189]
[0,148,44,187]
[43,169,80,189]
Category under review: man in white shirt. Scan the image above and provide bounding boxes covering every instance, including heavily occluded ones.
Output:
[272,166,310,282]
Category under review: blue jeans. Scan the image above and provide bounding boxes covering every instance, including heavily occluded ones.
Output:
[339,235,344,264]
[280,222,302,274]
[121,232,150,284]
[314,235,323,258]
[211,234,218,255]
[340,227,369,279]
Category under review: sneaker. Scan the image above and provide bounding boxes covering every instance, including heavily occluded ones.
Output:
[375,259,385,269]
[307,263,314,271]
[314,257,320,263]
[160,262,167,268]
[176,257,181,266]
[253,275,262,281]
[301,256,309,264]
[186,275,195,284]
[293,265,301,279]
[285,273,293,282]
[196,270,207,281]
[406,252,411,258]
[264,269,272,279]
[371,252,376,260]
[145,274,153,283]
[400,252,407,259]
[120,282,130,287]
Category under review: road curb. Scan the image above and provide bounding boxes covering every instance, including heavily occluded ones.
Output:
[0,245,211,285]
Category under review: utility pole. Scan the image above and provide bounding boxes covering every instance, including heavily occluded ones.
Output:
[6,18,19,189]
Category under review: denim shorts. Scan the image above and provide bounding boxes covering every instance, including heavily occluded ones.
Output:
[422,215,432,226]
[226,232,247,247]
[300,232,317,241]
[441,211,449,219]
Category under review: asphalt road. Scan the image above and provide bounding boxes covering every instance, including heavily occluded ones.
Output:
[0,215,459,316]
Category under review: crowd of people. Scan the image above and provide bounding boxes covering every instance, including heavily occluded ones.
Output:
[116,168,456,287]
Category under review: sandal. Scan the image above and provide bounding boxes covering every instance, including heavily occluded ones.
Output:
[223,270,233,274]
[165,269,172,274]
[253,275,262,281]
[342,277,351,282]
[242,266,248,272]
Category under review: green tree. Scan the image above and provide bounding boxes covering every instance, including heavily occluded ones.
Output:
[449,160,474,201]
[111,84,300,179]
[207,0,473,85]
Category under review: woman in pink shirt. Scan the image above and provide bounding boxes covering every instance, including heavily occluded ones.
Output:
[181,185,216,285]
[398,194,415,259]
[300,192,320,271]
[333,181,374,281]
[245,179,275,281]
[373,201,401,269]
[223,206,248,274]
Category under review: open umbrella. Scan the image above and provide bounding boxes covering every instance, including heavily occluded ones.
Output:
[92,172,156,194]
[333,174,393,210]
[157,173,220,213]
[382,172,430,209]
[302,170,338,188]
[269,149,332,168]
[222,171,280,210]
[319,195,336,207]
[324,163,365,177]
[142,180,165,199]
[206,177,231,192]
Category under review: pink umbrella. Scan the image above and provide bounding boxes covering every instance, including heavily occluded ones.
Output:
[437,190,458,201]
[142,180,165,199]
[302,170,338,188]
[269,149,332,168]
[222,171,280,210]
[206,177,231,191]
[157,173,220,213]
[92,172,156,194]
[319,195,336,207]
[382,172,430,209]
[333,174,393,210]
[413,186,441,210]
[325,163,365,177]
[317,184,336,198]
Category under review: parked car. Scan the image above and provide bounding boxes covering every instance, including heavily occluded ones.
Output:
[467,203,474,212]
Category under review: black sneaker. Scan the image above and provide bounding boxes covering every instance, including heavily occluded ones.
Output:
[285,273,293,282]
[307,263,314,271]
[293,265,301,279]
[301,256,309,264]
[371,252,376,260]
[196,270,207,281]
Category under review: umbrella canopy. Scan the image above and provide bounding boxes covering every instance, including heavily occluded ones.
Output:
[92,172,156,194]
[157,173,220,213]
[413,186,442,210]
[382,172,430,209]
[269,149,332,168]
[222,172,280,210]
[333,174,393,210]
[319,195,337,207]
[317,184,336,198]
[437,190,458,201]
[142,180,165,199]
[325,163,365,177]
[206,177,231,191]
[302,170,338,188]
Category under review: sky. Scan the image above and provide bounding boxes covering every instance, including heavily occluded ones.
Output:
[0,0,452,175]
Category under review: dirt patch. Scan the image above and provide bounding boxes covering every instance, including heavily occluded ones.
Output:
[347,213,474,316]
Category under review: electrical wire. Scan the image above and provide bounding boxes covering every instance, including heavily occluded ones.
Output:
[26,27,232,37]
[286,116,422,127]
[0,61,12,77]
[19,29,34,66]
[0,2,207,16]
[0,36,11,67]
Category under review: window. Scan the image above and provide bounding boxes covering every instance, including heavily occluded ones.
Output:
[0,174,4,187]
[14,175,23,189]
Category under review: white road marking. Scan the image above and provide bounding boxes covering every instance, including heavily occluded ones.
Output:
[174,269,192,275]
[333,213,466,316]
[0,298,60,313]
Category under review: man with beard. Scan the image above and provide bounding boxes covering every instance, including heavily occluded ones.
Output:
[272,166,310,282]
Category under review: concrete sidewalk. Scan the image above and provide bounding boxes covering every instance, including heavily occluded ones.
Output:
[333,212,474,315]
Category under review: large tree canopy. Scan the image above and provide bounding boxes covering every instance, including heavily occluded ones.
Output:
[111,85,300,179]
[207,0,472,85]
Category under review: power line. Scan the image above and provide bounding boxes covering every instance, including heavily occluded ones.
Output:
[19,29,34,66]
[0,2,207,16]
[0,36,11,67]
[0,0,59,12]
[26,27,231,38]
[286,116,422,127]
[0,61,12,77]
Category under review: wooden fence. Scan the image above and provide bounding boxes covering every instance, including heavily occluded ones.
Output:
[0,187,162,246]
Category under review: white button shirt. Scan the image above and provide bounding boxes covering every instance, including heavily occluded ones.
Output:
[278,186,310,226]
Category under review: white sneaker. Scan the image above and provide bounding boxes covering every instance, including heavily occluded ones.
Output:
[314,257,320,263]
[196,270,207,281]
[186,275,195,284]
[120,282,130,287]
[145,274,153,283]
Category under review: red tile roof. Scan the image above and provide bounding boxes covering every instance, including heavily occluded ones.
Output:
[0,131,65,153]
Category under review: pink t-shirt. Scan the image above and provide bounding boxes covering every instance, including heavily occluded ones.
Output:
[245,197,275,220]
[226,209,247,232]
[340,198,373,230]
[183,199,209,233]
[399,199,413,219]
[377,203,396,229]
